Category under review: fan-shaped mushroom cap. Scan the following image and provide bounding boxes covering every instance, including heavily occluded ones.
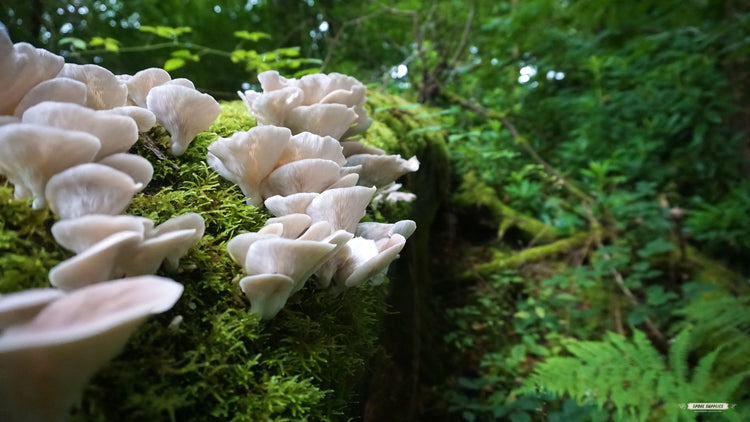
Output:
[13,77,87,117]
[0,31,65,115]
[150,213,205,270]
[126,229,198,275]
[260,158,343,198]
[125,67,171,108]
[305,186,377,233]
[207,126,292,206]
[105,106,157,132]
[45,163,142,219]
[0,123,101,209]
[0,288,65,329]
[22,101,138,160]
[51,214,154,254]
[297,221,333,241]
[244,237,335,285]
[345,153,420,188]
[97,153,154,190]
[239,274,294,320]
[48,231,143,290]
[264,213,313,239]
[308,229,355,289]
[146,84,221,156]
[264,192,318,216]
[340,140,386,157]
[286,103,358,139]
[326,172,359,190]
[277,131,346,166]
[238,86,304,128]
[0,276,182,422]
[57,63,128,109]
[336,234,406,287]
[226,232,279,266]
[356,220,417,240]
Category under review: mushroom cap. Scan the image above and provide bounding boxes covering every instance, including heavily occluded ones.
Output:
[23,101,138,160]
[104,106,157,132]
[51,214,153,254]
[260,158,343,198]
[264,213,313,239]
[345,153,420,188]
[226,232,279,266]
[0,276,182,422]
[277,131,346,167]
[146,84,221,156]
[336,234,406,287]
[97,153,154,190]
[206,126,292,206]
[0,33,65,115]
[150,213,205,271]
[12,77,87,117]
[264,192,318,216]
[125,229,198,275]
[48,231,143,290]
[238,86,304,127]
[0,123,101,209]
[57,63,128,109]
[305,185,376,233]
[341,140,385,157]
[286,103,358,139]
[45,163,142,219]
[356,220,417,241]
[0,288,65,329]
[125,67,172,108]
[239,274,294,320]
[244,237,335,285]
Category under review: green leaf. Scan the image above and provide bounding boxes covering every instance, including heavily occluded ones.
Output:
[89,36,120,52]
[58,37,87,50]
[140,25,192,40]
[163,58,186,71]
[171,49,199,62]
[233,31,271,42]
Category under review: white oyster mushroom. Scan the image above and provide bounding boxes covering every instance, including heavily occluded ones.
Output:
[45,163,142,219]
[105,106,157,132]
[341,140,386,157]
[126,229,199,275]
[243,237,335,287]
[285,103,358,139]
[239,274,295,320]
[98,153,154,190]
[0,288,65,329]
[326,172,360,190]
[335,234,407,287]
[226,232,280,266]
[264,192,319,216]
[345,153,420,188]
[305,186,377,233]
[149,212,205,270]
[22,101,138,160]
[12,77,87,117]
[277,131,347,167]
[260,158,344,198]
[146,84,221,156]
[0,30,65,115]
[51,214,154,254]
[125,67,172,107]
[0,123,100,209]
[57,63,128,109]
[207,126,292,206]
[264,213,313,239]
[356,220,417,240]
[238,86,304,128]
[0,276,183,422]
[48,231,143,291]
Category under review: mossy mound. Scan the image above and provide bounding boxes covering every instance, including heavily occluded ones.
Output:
[0,93,449,421]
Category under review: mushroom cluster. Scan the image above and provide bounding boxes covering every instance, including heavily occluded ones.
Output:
[0,30,213,420]
[211,71,420,319]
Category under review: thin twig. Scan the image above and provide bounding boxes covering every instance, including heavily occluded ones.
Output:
[139,132,179,169]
